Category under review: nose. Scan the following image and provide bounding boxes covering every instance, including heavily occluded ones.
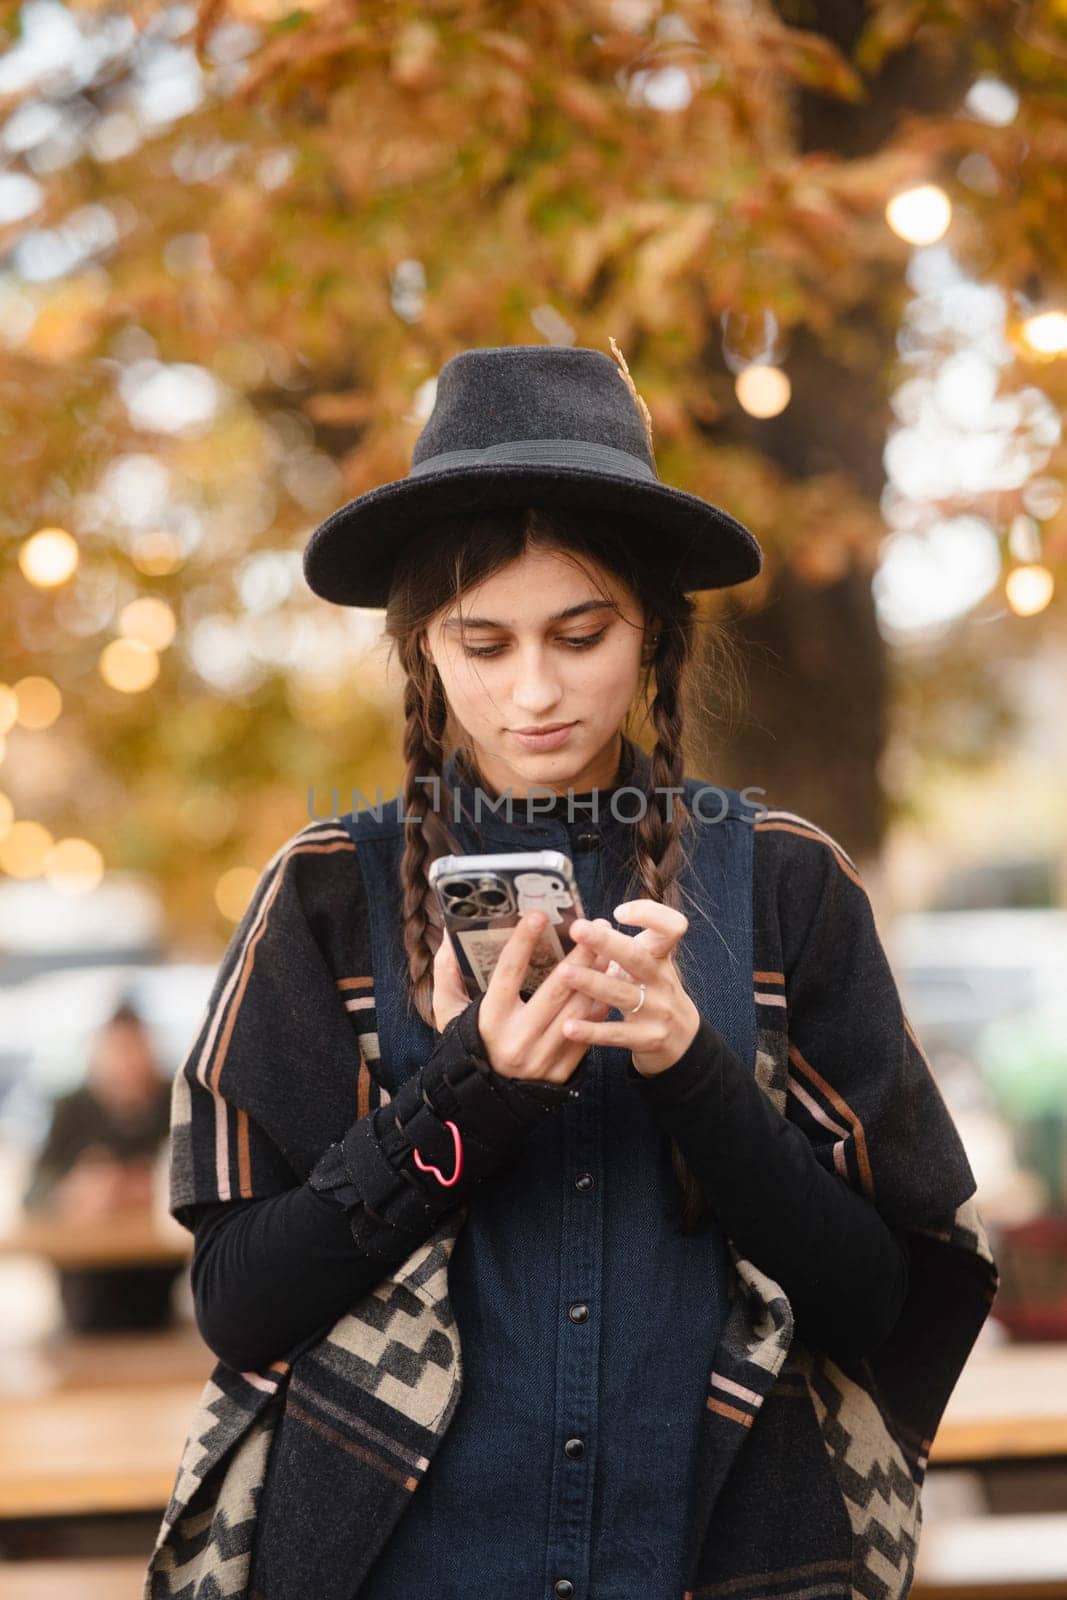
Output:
[510,645,564,716]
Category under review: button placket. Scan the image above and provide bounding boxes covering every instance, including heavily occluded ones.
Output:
[543,842,604,1600]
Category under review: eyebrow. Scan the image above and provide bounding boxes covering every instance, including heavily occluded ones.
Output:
[443,600,616,631]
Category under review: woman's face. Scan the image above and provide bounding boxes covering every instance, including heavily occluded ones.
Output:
[424,545,654,800]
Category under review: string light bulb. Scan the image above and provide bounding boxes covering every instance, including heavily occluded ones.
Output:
[886,184,952,245]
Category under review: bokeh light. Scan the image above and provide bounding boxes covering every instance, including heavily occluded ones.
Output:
[119,596,177,650]
[1020,311,1067,359]
[99,637,161,693]
[18,526,79,587]
[886,184,952,245]
[130,530,187,575]
[0,819,53,878]
[13,675,62,729]
[735,364,791,418]
[215,865,259,922]
[1005,564,1055,616]
[44,836,106,894]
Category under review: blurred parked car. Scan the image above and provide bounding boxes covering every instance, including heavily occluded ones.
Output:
[891,909,1067,1068]
[892,908,1067,1338]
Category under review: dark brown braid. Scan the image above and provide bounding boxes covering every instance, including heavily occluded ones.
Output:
[381,505,744,1232]
[627,616,715,1230]
[394,628,461,1027]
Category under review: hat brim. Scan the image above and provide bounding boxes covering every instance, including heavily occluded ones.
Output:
[302,463,763,608]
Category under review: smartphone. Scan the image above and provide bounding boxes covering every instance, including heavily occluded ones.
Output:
[428,849,586,1002]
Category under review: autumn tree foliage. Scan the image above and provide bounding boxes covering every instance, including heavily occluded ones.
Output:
[0,0,1063,938]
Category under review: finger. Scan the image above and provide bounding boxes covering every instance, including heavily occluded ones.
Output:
[541,978,613,1059]
[557,961,647,1013]
[432,933,473,1017]
[613,899,688,936]
[434,931,465,982]
[552,977,612,1026]
[560,1016,660,1047]
[519,933,609,1033]
[499,957,611,1086]
[568,918,660,982]
[492,913,546,981]
[484,912,554,1004]
[612,900,689,959]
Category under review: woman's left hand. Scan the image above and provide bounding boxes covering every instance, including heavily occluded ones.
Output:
[555,899,701,1076]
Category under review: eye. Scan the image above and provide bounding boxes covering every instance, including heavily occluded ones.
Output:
[462,629,607,660]
[562,630,607,650]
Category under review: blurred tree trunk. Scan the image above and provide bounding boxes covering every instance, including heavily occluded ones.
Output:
[704,561,889,857]
[698,2,975,860]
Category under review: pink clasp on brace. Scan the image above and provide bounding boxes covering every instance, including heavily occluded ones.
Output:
[411,1120,464,1186]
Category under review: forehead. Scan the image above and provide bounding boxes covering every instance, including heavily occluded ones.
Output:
[438,548,633,628]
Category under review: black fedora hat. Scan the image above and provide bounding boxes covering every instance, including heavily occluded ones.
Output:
[302,342,763,608]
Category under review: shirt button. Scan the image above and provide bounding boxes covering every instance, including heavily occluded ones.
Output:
[574,831,601,851]
[563,1437,585,1459]
[554,1582,575,1599]
[574,1172,594,1192]
[568,1302,590,1323]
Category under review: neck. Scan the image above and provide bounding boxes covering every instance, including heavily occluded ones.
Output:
[460,733,630,803]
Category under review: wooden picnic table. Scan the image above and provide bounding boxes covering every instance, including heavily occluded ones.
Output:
[0,1325,1063,1531]
[0,1211,191,1270]
[0,1321,213,1399]
[0,1378,205,1519]
[929,1340,1067,1464]
[0,1557,150,1599]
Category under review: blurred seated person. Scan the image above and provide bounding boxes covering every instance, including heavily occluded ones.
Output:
[23,999,180,1334]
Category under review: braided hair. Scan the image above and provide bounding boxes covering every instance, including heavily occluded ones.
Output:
[382,505,744,1230]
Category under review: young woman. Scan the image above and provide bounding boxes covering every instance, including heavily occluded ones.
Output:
[148,346,998,1600]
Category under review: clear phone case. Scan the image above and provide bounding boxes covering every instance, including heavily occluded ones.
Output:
[429,849,586,1000]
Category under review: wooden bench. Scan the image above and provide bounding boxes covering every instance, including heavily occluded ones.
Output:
[930,1342,1067,1463]
[0,1211,191,1271]
[0,1379,204,1518]
[0,1557,149,1599]
[0,1322,213,1399]
[912,1513,1067,1599]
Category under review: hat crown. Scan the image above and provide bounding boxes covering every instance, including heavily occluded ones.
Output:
[411,345,656,474]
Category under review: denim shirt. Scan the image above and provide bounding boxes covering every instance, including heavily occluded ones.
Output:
[354,740,755,1600]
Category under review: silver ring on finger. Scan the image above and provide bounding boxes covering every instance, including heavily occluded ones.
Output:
[626,981,647,1015]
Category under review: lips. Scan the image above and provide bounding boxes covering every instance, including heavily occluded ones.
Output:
[511,722,577,751]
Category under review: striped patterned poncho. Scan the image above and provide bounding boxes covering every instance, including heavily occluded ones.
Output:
[145,797,998,1600]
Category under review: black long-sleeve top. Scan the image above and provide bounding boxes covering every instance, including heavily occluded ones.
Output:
[186,1003,909,1373]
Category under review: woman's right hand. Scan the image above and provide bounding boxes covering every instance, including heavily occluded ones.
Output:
[477,912,613,1087]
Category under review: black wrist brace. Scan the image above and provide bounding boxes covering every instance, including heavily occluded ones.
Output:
[308,993,584,1259]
